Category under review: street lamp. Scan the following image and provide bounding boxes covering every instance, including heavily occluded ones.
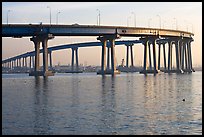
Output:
[148,18,152,28]
[156,14,161,29]
[7,10,11,24]
[56,11,61,24]
[127,16,131,27]
[185,20,194,33]
[47,6,51,25]
[131,12,136,27]
[96,9,100,26]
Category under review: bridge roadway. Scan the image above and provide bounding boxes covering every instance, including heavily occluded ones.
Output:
[2,24,194,76]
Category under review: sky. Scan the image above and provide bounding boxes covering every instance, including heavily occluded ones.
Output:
[2,2,202,67]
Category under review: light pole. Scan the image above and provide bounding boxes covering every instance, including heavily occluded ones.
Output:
[185,20,193,33]
[148,18,152,28]
[56,11,61,24]
[96,9,100,26]
[127,16,131,27]
[131,12,136,27]
[47,6,51,25]
[173,18,178,30]
[156,14,161,29]
[7,10,11,24]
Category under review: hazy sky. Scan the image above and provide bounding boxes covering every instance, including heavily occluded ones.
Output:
[2,2,202,67]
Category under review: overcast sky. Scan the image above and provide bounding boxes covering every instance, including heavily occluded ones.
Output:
[2,2,202,67]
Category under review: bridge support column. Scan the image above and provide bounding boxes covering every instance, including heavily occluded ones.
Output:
[107,46,110,70]
[124,43,135,72]
[182,38,194,73]
[69,47,81,73]
[97,34,120,76]
[140,37,158,74]
[97,37,107,75]
[29,34,54,77]
[167,41,173,73]
[49,51,53,69]
[25,57,27,71]
[187,39,194,72]
[130,44,134,67]
[148,42,152,70]
[175,40,182,73]
[32,56,35,70]
[163,43,167,70]
[29,56,32,70]
[158,43,161,70]
[126,44,129,67]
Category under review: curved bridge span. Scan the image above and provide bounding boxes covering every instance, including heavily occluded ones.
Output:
[2,24,194,76]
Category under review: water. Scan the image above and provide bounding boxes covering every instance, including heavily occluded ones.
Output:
[2,72,202,135]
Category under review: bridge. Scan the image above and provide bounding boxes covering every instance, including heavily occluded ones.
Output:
[2,24,194,76]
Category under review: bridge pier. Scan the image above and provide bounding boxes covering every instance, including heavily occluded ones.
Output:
[180,38,194,73]
[66,47,82,73]
[49,51,53,70]
[97,34,120,76]
[107,46,110,70]
[29,34,54,77]
[140,37,158,74]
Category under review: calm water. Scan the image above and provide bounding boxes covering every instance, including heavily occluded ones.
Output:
[2,72,202,135]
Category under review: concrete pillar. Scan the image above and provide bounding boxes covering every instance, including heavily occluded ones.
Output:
[75,48,79,71]
[181,41,185,70]
[25,57,27,68]
[42,39,49,73]
[32,56,35,69]
[71,48,75,71]
[187,41,192,70]
[130,45,134,67]
[188,41,193,71]
[110,38,116,75]
[152,39,157,73]
[107,46,110,70]
[148,42,152,70]
[30,38,40,72]
[49,51,52,68]
[29,34,54,76]
[184,43,188,70]
[17,58,19,67]
[175,40,180,71]
[97,37,107,75]
[163,43,166,70]
[158,43,161,70]
[168,41,172,71]
[126,45,129,67]
[143,40,148,72]
[30,56,32,69]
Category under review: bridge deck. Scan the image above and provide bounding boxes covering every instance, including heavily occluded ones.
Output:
[2,24,194,38]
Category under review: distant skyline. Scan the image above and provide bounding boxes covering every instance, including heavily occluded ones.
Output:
[2,2,202,67]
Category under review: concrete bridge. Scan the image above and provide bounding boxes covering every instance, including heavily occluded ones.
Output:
[2,24,194,76]
[2,40,142,73]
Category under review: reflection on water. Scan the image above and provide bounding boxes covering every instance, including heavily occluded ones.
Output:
[2,72,202,135]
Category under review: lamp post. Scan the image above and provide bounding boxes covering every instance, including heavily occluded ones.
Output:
[131,12,136,27]
[96,9,100,26]
[156,14,161,29]
[47,6,51,25]
[56,11,61,24]
[127,16,131,27]
[148,18,152,28]
[7,10,11,24]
